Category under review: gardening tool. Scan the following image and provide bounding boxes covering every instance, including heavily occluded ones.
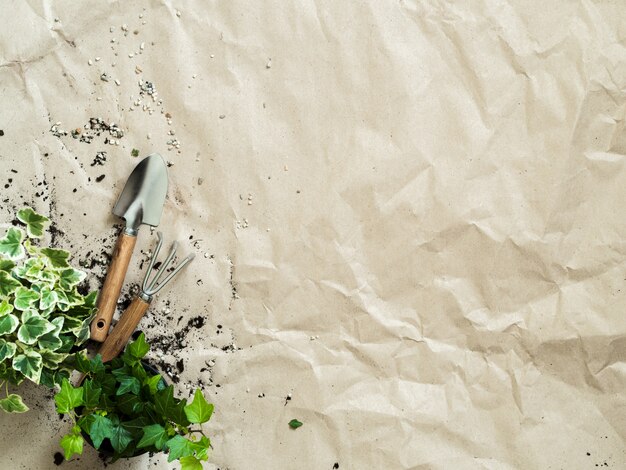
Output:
[98,232,194,363]
[90,154,168,342]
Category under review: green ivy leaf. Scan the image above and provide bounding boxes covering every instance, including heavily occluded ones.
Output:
[195,435,211,461]
[0,227,25,260]
[0,270,22,297]
[165,435,203,462]
[60,425,83,460]
[58,268,86,291]
[180,456,203,470]
[0,312,19,335]
[13,286,40,310]
[37,316,64,351]
[144,374,165,395]
[82,379,102,409]
[40,247,70,268]
[54,378,83,414]
[17,207,49,238]
[184,389,214,424]
[40,367,70,388]
[12,349,43,383]
[137,423,169,450]
[116,376,141,396]
[89,414,114,449]
[0,393,29,413]
[108,416,133,453]
[0,338,17,361]
[17,310,55,344]
[0,259,15,271]
[127,332,150,359]
[155,385,190,427]
[288,419,303,429]
[117,393,143,416]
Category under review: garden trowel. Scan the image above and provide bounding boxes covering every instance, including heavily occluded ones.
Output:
[89,154,168,342]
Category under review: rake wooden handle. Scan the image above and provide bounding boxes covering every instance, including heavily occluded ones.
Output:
[90,232,137,342]
[98,296,151,363]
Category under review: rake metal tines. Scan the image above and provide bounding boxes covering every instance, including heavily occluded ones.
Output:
[140,232,195,301]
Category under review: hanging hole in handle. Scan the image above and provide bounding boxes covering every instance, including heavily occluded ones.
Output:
[97,320,106,329]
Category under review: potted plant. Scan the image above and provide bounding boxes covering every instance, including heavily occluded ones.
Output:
[0,208,96,412]
[56,333,214,469]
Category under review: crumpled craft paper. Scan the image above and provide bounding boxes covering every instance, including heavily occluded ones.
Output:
[1,0,625,469]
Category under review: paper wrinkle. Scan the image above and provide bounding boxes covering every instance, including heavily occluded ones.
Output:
[2,1,626,469]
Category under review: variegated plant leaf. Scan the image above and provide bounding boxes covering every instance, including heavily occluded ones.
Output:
[0,228,25,260]
[17,310,55,345]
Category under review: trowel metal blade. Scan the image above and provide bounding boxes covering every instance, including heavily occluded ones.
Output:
[113,154,168,231]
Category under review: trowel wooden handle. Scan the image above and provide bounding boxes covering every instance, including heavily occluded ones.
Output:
[98,297,150,363]
[90,232,137,342]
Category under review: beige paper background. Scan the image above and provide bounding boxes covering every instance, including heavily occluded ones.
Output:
[1,0,626,469]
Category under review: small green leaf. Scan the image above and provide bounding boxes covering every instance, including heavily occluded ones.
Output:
[13,286,40,310]
[184,389,214,424]
[40,367,70,388]
[0,227,25,260]
[58,268,86,290]
[60,425,83,460]
[195,436,211,461]
[82,379,102,409]
[37,316,64,351]
[40,247,70,268]
[137,423,169,450]
[12,349,43,383]
[155,385,190,427]
[165,435,202,462]
[0,259,15,271]
[54,378,83,414]
[17,310,55,344]
[131,148,140,157]
[89,414,114,449]
[144,374,164,394]
[108,417,133,453]
[0,312,19,335]
[116,376,141,395]
[0,339,17,361]
[0,393,29,413]
[17,207,49,238]
[0,270,22,296]
[127,332,150,359]
[288,419,303,429]
[180,456,203,470]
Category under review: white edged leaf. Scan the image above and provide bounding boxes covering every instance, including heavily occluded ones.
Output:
[37,316,64,351]
[0,271,22,297]
[17,310,55,344]
[0,394,29,413]
[0,312,19,335]
[58,268,86,291]
[0,228,25,260]
[40,349,68,368]
[13,286,40,311]
[40,248,70,268]
[16,207,49,239]
[0,338,17,361]
[39,286,58,311]
[12,349,43,383]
